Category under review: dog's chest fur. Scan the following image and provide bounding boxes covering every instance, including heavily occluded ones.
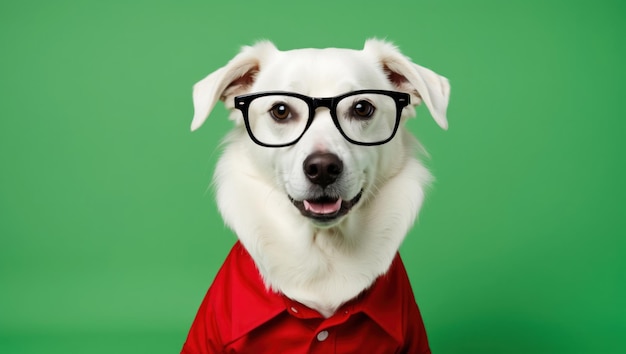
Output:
[214,138,431,317]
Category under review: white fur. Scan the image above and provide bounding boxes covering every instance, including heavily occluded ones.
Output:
[192,39,450,318]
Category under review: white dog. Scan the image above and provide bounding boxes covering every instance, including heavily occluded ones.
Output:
[182,39,449,354]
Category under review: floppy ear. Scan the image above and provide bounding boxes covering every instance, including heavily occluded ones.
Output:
[364,39,450,130]
[190,41,278,131]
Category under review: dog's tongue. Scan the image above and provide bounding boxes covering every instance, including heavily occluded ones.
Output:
[304,198,342,215]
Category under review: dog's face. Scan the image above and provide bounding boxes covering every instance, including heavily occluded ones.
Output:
[191,40,449,229]
[244,49,401,227]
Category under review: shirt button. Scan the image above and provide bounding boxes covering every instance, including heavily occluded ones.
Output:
[290,306,298,313]
[316,330,329,342]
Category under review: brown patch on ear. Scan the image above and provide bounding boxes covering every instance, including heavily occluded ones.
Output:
[383,64,422,101]
[221,65,259,100]
[384,64,408,88]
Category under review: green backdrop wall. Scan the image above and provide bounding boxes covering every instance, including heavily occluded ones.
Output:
[1,0,624,353]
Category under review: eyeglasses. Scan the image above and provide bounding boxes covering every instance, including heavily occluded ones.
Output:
[234,90,410,148]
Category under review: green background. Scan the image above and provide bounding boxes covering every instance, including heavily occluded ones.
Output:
[1,0,624,353]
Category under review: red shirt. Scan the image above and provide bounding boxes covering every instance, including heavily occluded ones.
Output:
[181,242,431,354]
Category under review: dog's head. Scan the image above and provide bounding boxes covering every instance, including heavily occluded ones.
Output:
[191,40,449,229]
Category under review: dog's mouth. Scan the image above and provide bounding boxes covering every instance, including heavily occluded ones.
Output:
[290,190,363,223]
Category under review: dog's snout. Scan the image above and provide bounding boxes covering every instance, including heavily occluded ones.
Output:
[303,152,343,188]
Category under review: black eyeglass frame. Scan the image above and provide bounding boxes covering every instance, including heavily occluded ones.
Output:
[234,89,410,148]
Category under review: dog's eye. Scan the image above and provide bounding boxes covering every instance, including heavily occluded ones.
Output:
[353,100,375,118]
[269,103,291,121]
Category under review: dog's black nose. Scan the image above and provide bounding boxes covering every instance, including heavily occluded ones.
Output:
[303,152,343,188]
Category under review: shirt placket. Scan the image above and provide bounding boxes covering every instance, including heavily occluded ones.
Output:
[308,306,353,354]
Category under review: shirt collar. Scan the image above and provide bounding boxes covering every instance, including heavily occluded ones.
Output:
[228,243,286,340]
[356,254,407,344]
[228,242,406,344]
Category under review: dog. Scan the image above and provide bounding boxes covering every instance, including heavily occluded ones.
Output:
[182,39,449,354]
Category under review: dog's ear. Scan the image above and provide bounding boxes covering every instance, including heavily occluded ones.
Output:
[191,41,278,131]
[364,39,450,130]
